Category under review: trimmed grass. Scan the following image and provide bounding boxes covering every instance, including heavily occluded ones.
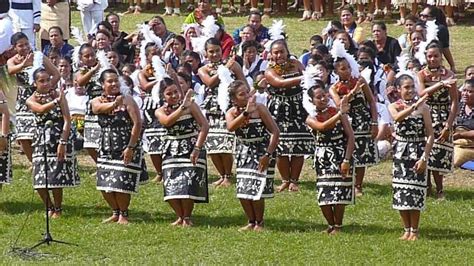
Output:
[0,9,473,264]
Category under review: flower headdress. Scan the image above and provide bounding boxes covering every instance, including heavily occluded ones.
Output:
[264,20,286,52]
[190,16,220,58]
[301,64,321,117]
[330,39,360,78]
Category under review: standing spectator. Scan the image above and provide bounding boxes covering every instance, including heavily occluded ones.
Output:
[106,13,134,64]
[42,27,74,59]
[39,0,71,50]
[9,0,41,50]
[77,0,108,36]
[232,12,270,46]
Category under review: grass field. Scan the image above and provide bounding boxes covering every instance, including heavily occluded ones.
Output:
[0,8,473,264]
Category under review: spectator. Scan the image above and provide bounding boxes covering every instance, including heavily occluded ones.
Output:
[371,22,401,66]
[232,11,270,46]
[77,0,108,35]
[40,0,71,50]
[42,26,74,59]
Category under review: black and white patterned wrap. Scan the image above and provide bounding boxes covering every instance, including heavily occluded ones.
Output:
[82,67,103,149]
[267,73,315,157]
[32,105,80,189]
[15,69,35,140]
[234,118,275,201]
[311,120,354,206]
[96,110,142,194]
[0,133,12,185]
[392,113,427,211]
[161,114,208,202]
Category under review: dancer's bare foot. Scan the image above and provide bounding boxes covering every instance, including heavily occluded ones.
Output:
[276,180,290,192]
[399,229,410,240]
[102,214,119,224]
[117,215,129,225]
[182,217,193,227]
[47,207,55,217]
[289,179,299,192]
[408,229,419,241]
[171,217,183,226]
[254,221,264,232]
[436,190,445,200]
[322,225,334,234]
[51,208,62,219]
[330,225,342,235]
[238,222,255,232]
[355,185,363,197]
[219,177,232,188]
[212,177,224,187]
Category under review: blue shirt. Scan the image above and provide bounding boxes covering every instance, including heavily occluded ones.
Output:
[232,26,270,45]
[42,43,74,59]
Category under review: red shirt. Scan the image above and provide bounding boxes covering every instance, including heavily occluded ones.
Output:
[220,33,235,60]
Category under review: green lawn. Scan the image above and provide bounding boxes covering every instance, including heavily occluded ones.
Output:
[0,9,473,264]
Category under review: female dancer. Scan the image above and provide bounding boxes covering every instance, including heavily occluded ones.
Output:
[0,91,11,189]
[7,32,59,164]
[264,39,314,192]
[225,80,279,231]
[389,74,434,240]
[91,69,142,225]
[26,68,79,218]
[156,79,209,227]
[306,79,355,234]
[138,43,166,183]
[198,38,246,187]
[329,56,379,196]
[417,41,458,199]
[75,43,102,162]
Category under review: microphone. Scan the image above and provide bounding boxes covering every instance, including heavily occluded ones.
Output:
[45,120,54,128]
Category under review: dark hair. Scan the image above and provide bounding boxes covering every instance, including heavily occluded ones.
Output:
[10,32,28,46]
[357,46,376,60]
[248,10,262,19]
[159,77,177,102]
[308,54,323,63]
[145,42,159,56]
[97,21,113,34]
[48,26,64,36]
[406,57,421,70]
[79,43,94,56]
[174,35,186,46]
[99,69,119,83]
[313,44,329,55]
[464,65,474,76]
[394,74,414,88]
[242,25,257,37]
[228,80,247,100]
[121,75,134,91]
[330,20,343,31]
[424,6,447,27]
[151,16,167,27]
[106,12,120,22]
[340,6,354,15]
[334,57,349,71]
[183,50,201,62]
[307,79,327,99]
[241,40,260,53]
[58,56,72,65]
[96,29,112,40]
[334,30,358,55]
[122,63,136,73]
[405,14,418,24]
[177,72,192,87]
[33,68,48,82]
[269,39,291,57]
[360,40,377,52]
[465,79,474,88]
[372,21,387,32]
[177,62,193,75]
[310,35,324,45]
[48,47,60,57]
[205,37,221,50]
[314,60,329,70]
[425,40,442,54]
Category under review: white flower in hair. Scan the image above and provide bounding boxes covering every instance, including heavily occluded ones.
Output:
[265,20,286,51]
[96,50,112,79]
[71,26,88,72]
[119,76,130,96]
[139,23,163,68]
[217,65,234,113]
[27,51,44,85]
[330,39,360,78]
[301,64,320,117]
[414,20,438,66]
[191,16,219,58]
[151,55,169,105]
[360,67,372,84]
[396,52,420,91]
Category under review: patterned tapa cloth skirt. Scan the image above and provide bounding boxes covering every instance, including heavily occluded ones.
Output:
[15,85,35,140]
[348,94,379,167]
[205,111,235,154]
[0,135,12,185]
[235,138,275,201]
[428,103,453,173]
[313,128,354,206]
[161,115,208,202]
[392,137,427,211]
[267,88,314,157]
[32,123,80,189]
[83,100,101,149]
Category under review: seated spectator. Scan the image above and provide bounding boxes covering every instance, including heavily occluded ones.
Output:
[106,12,135,64]
[42,27,74,59]
[234,25,257,56]
[184,0,224,27]
[215,24,234,60]
[240,40,267,86]
[372,22,401,66]
[232,11,270,46]
[453,79,474,167]
[299,36,324,67]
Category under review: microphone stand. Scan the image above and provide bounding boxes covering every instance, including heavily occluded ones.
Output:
[30,120,76,250]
